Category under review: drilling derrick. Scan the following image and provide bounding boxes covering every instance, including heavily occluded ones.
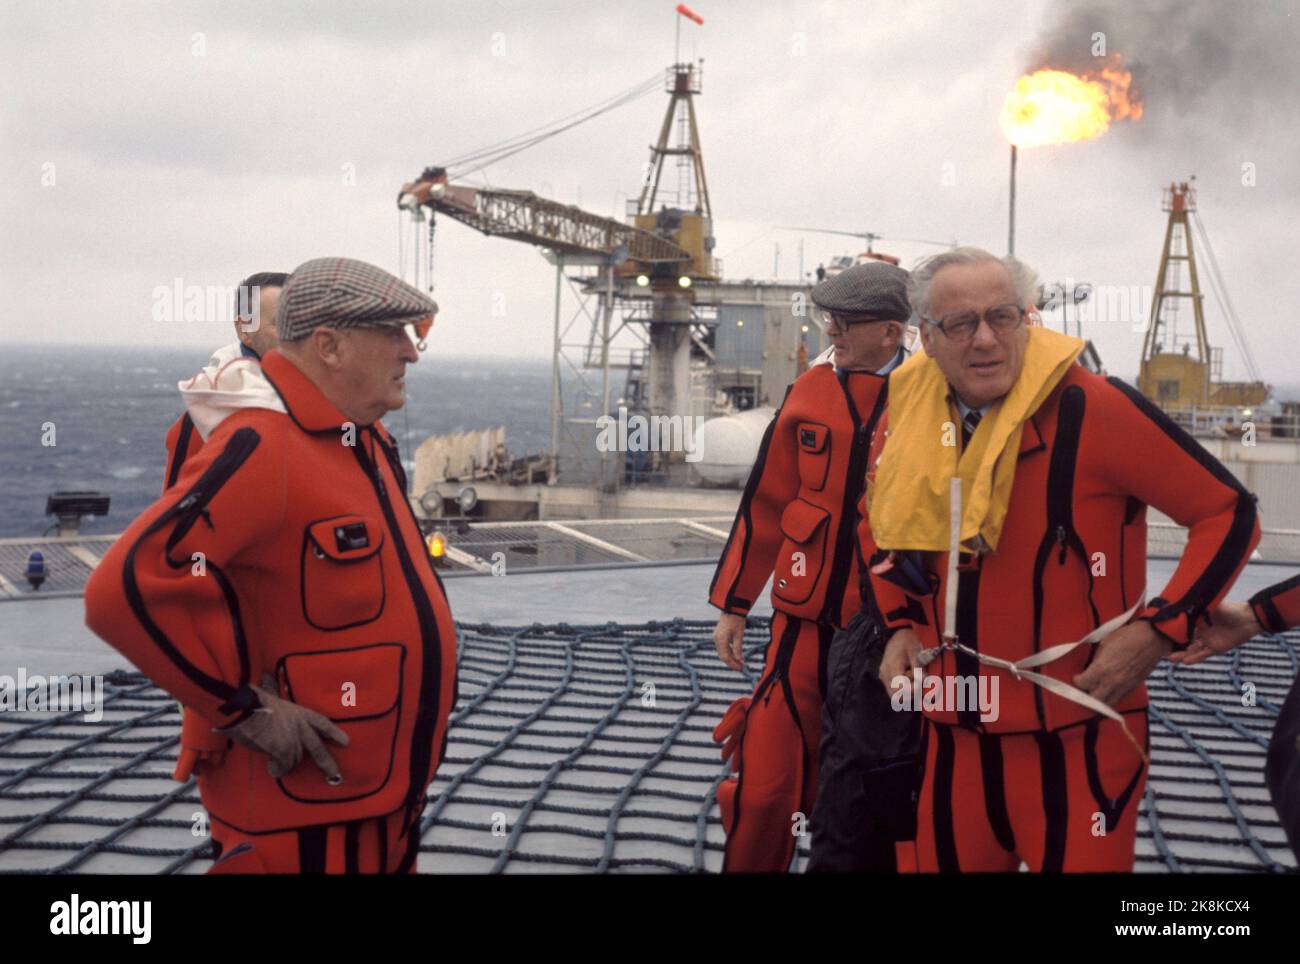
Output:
[623,62,720,452]
[1138,180,1268,410]
[397,50,823,506]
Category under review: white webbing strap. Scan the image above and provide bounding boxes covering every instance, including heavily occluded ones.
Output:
[917,475,1149,762]
[918,594,1150,764]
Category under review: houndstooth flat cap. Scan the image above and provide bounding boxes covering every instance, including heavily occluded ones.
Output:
[276,257,438,341]
[811,260,911,320]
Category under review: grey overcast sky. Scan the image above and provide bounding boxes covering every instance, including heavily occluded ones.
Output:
[2,0,1298,384]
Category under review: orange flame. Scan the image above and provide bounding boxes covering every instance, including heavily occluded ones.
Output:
[1000,57,1142,147]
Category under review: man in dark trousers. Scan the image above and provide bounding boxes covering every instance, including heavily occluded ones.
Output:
[1173,575,1300,857]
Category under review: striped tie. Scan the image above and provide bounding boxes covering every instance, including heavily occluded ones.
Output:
[961,409,983,449]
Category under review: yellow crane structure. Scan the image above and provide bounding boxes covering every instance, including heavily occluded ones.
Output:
[1138,180,1269,410]
[624,61,718,283]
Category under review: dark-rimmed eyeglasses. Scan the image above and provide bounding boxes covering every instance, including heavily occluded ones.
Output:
[817,310,896,335]
[922,303,1023,343]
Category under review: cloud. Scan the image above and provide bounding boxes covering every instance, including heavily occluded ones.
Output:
[1,0,1296,388]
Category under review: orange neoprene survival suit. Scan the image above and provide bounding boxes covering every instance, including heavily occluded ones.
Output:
[709,361,889,872]
[1250,574,1300,637]
[162,411,234,784]
[860,369,1260,871]
[1247,575,1300,858]
[85,351,459,872]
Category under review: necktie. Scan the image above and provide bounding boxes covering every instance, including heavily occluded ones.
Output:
[961,409,983,449]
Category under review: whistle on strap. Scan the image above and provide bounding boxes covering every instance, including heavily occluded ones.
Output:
[913,642,948,668]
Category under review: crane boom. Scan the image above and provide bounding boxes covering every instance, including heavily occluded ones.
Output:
[398,167,690,265]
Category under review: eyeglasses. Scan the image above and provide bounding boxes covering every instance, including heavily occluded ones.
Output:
[328,317,435,351]
[922,303,1023,343]
[817,309,895,335]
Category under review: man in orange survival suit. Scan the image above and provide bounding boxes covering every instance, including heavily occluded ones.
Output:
[1172,574,1300,858]
[709,261,910,872]
[161,272,290,784]
[85,257,456,873]
[860,246,1259,872]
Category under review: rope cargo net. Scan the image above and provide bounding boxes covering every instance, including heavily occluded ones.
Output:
[0,619,1295,874]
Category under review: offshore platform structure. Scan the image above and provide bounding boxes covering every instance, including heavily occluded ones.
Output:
[397,59,821,516]
[1138,180,1269,414]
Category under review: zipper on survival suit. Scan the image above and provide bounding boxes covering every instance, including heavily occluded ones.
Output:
[353,427,444,828]
[752,617,806,738]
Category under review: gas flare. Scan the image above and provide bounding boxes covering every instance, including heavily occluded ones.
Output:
[1000,57,1142,147]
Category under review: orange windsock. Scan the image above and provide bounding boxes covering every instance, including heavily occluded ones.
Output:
[676,4,704,25]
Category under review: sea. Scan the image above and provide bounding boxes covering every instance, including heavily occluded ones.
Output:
[2,343,1295,540]
[0,344,578,539]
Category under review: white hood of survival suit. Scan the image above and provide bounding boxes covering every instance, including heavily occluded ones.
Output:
[178,342,287,441]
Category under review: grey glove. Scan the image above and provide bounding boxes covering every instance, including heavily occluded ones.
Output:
[226,674,350,781]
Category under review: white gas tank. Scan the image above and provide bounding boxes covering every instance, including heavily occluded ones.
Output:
[695,407,777,486]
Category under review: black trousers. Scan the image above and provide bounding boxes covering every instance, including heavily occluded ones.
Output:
[1268,675,1300,860]
[808,609,923,872]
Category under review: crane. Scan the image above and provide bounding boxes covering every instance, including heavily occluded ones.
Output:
[396,52,720,490]
[397,167,692,267]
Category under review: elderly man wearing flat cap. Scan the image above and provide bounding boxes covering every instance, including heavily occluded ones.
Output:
[708,259,913,872]
[86,256,458,873]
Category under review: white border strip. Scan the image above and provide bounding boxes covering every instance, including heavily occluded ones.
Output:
[544,522,648,562]
[681,519,730,540]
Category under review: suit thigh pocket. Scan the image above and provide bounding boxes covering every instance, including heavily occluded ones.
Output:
[275,641,405,803]
[772,499,831,607]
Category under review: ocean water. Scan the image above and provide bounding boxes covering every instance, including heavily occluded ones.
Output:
[0,344,560,538]
[3,344,1293,541]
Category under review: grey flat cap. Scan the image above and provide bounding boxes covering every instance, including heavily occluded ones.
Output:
[277,256,438,341]
[811,260,910,320]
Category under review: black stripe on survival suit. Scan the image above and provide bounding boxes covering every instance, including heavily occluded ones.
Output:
[122,426,262,721]
[1083,714,1146,834]
[977,731,1016,854]
[1030,385,1097,729]
[166,413,196,489]
[297,825,328,874]
[1106,376,1259,641]
[710,384,793,613]
[1253,573,1300,634]
[1035,728,1070,873]
[932,723,960,872]
[819,372,888,625]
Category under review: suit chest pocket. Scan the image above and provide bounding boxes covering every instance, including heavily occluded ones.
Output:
[301,515,386,631]
[796,422,831,491]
